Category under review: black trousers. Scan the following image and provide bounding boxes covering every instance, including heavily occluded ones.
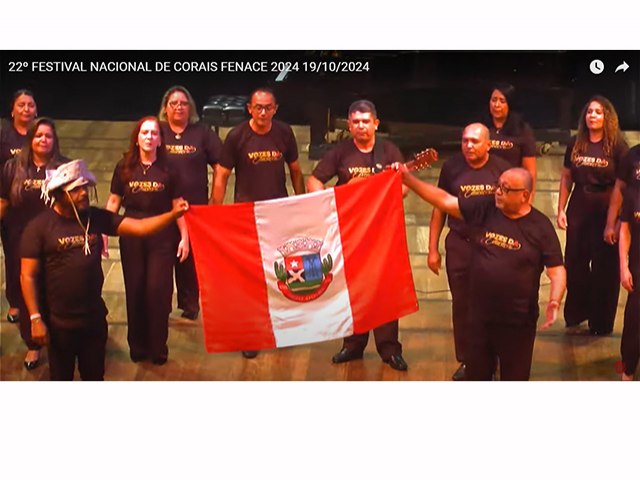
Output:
[466,320,537,381]
[48,318,108,381]
[445,230,473,363]
[2,223,21,309]
[120,229,175,361]
[621,264,640,375]
[175,242,199,314]
[564,190,620,333]
[342,319,401,360]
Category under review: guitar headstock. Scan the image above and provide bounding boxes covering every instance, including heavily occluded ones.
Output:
[406,148,438,172]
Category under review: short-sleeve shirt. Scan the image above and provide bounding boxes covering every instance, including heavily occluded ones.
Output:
[563,136,629,190]
[621,186,640,267]
[109,158,181,218]
[617,145,640,188]
[220,120,298,203]
[460,198,564,326]
[20,207,124,328]
[437,153,511,238]
[489,123,537,168]
[160,122,222,205]
[0,119,26,167]
[312,138,403,186]
[0,159,58,234]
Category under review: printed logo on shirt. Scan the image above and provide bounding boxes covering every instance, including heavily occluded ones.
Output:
[573,155,609,168]
[481,231,522,250]
[459,184,496,198]
[348,167,374,179]
[634,211,640,222]
[247,150,283,164]
[57,233,98,251]
[129,181,166,194]
[635,165,640,180]
[10,147,22,157]
[23,179,45,191]
[490,140,514,150]
[166,145,197,155]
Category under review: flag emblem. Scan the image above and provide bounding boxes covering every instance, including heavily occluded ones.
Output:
[274,237,334,302]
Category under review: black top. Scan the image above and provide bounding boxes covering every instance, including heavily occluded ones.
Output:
[488,122,536,168]
[0,159,60,234]
[220,120,298,203]
[437,153,510,238]
[20,207,124,328]
[312,138,403,186]
[110,157,181,218]
[618,145,640,188]
[460,198,564,326]
[160,122,222,205]
[0,119,26,167]
[621,186,640,266]
[563,136,629,189]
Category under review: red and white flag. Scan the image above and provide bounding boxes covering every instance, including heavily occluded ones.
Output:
[186,171,418,353]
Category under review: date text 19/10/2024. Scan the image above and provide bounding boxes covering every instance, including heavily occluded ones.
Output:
[9,60,372,73]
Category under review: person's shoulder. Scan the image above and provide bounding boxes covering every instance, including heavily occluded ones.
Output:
[28,207,55,228]
[224,121,251,141]
[271,119,293,133]
[488,153,511,170]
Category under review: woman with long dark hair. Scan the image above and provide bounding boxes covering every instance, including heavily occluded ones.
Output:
[0,117,67,369]
[483,83,537,198]
[557,95,629,335]
[105,116,189,364]
[0,89,38,324]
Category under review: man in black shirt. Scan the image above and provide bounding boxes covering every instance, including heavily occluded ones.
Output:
[401,166,566,380]
[20,159,188,380]
[429,123,510,380]
[213,87,305,359]
[307,99,409,371]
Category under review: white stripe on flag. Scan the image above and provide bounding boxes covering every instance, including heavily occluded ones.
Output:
[254,189,354,348]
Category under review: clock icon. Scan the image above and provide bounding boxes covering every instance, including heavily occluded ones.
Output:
[590,59,605,75]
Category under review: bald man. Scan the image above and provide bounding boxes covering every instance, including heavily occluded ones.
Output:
[428,123,510,380]
[402,167,566,380]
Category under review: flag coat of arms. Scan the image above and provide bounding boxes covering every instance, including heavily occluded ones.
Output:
[185,170,418,353]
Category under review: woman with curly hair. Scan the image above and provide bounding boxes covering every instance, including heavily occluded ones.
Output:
[557,96,629,335]
[0,117,68,369]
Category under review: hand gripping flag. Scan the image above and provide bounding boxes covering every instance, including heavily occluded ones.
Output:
[185,170,418,353]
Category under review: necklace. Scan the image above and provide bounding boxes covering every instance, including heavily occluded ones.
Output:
[141,162,153,175]
[175,133,181,140]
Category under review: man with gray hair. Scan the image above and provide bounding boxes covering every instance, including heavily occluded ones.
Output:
[20,159,189,380]
[400,166,566,380]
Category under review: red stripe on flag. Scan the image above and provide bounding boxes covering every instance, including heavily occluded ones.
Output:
[334,171,419,333]
[186,204,276,352]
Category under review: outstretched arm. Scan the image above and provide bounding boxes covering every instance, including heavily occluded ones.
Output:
[117,199,189,237]
[401,169,462,219]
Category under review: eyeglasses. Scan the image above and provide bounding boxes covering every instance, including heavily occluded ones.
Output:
[251,104,276,113]
[495,182,527,194]
[168,101,189,109]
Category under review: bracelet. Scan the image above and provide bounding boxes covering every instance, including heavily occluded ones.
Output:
[30,313,42,321]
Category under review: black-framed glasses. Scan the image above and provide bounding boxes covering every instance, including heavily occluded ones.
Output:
[495,182,527,194]
[251,104,276,113]
[168,100,189,109]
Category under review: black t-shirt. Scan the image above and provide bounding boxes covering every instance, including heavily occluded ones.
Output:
[437,153,511,238]
[618,145,640,188]
[110,158,181,218]
[563,136,629,189]
[20,207,124,328]
[312,138,403,186]
[220,120,298,203]
[0,119,26,167]
[160,122,222,205]
[0,159,58,234]
[460,198,564,325]
[489,122,537,168]
[621,186,640,267]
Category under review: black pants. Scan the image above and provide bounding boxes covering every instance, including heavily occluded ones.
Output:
[2,223,21,309]
[621,263,640,375]
[120,229,175,361]
[466,320,537,381]
[342,319,401,360]
[175,243,199,314]
[564,190,620,333]
[445,230,472,363]
[48,318,108,381]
